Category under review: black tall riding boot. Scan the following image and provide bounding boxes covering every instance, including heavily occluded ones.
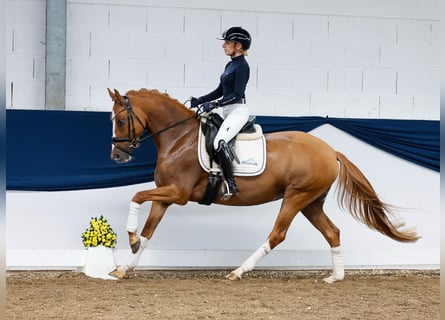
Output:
[215,140,239,198]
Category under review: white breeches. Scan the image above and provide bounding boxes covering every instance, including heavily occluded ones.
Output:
[213,103,249,149]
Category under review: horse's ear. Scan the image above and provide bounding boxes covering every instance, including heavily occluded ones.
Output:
[107,88,116,101]
[107,88,125,106]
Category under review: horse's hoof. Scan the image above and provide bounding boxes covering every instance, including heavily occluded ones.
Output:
[129,233,141,254]
[130,240,141,254]
[109,268,127,279]
[323,275,344,284]
[225,270,242,281]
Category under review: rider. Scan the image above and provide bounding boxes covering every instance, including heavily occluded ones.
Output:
[191,26,251,199]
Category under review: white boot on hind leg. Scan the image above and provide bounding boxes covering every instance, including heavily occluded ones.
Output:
[323,246,345,284]
[226,241,271,281]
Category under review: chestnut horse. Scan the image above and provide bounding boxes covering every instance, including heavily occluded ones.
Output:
[107,88,419,282]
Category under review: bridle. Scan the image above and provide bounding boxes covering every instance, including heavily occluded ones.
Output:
[111,96,198,155]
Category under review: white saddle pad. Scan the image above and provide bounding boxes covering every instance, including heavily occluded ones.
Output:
[198,124,267,176]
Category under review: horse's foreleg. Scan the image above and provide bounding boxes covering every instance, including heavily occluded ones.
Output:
[125,184,186,253]
[302,195,344,283]
[127,201,142,253]
[109,235,149,279]
[110,201,171,279]
[111,184,185,279]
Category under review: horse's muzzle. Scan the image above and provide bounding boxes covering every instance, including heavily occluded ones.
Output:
[111,147,132,163]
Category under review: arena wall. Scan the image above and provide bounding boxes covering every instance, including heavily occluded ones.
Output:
[6,125,439,270]
[5,1,439,270]
[6,0,439,118]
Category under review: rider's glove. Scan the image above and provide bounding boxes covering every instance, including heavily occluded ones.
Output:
[202,101,219,113]
[190,96,202,108]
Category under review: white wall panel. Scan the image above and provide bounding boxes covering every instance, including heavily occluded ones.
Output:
[109,58,147,85]
[146,8,184,35]
[270,92,310,116]
[10,27,46,56]
[380,43,439,69]
[310,41,346,67]
[345,44,380,68]
[379,95,415,119]
[66,30,91,58]
[166,35,202,61]
[414,95,440,119]
[69,0,439,20]
[128,33,166,59]
[294,67,328,94]
[147,60,184,87]
[396,20,433,46]
[327,68,363,94]
[250,39,310,66]
[257,14,293,40]
[397,69,440,96]
[342,95,380,118]
[68,3,109,31]
[6,0,440,118]
[65,80,91,110]
[257,65,294,91]
[328,17,396,44]
[109,6,147,33]
[184,10,221,36]
[90,31,129,57]
[293,15,328,41]
[363,69,396,95]
[310,93,349,117]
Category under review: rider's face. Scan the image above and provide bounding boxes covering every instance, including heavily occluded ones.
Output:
[222,40,241,57]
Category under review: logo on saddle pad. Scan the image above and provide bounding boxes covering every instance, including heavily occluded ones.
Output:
[198,119,266,176]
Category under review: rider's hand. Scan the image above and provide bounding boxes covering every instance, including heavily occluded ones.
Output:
[202,101,219,112]
[190,97,202,108]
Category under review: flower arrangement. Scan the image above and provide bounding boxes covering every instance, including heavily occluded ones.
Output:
[81,215,117,248]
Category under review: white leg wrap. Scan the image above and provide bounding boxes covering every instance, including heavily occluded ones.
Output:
[227,240,271,280]
[324,246,345,283]
[119,236,148,273]
[240,241,271,273]
[126,201,141,233]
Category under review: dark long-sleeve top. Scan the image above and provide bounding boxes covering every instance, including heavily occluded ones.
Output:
[198,55,250,107]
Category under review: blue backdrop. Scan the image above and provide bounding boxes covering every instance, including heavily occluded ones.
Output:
[6,110,439,191]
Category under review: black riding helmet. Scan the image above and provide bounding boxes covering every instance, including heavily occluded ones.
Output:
[219,26,251,50]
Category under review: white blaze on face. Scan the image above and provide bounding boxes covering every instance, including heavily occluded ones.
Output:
[111,109,116,150]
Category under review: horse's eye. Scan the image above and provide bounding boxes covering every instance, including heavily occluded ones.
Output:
[117,119,125,127]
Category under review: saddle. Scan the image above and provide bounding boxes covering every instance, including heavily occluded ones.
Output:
[198,113,266,205]
[200,113,257,166]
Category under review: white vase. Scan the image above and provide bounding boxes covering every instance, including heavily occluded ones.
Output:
[82,245,117,280]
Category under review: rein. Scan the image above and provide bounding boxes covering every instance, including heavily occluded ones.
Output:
[111,96,198,153]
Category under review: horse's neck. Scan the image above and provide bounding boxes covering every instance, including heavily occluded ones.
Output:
[144,99,198,153]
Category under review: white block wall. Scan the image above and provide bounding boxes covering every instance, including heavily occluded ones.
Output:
[6,0,440,119]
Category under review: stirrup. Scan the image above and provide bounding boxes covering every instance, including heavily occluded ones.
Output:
[220,180,238,200]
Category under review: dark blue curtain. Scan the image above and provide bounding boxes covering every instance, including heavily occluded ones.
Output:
[6,110,439,191]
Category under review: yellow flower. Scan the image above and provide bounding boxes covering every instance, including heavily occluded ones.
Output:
[82,215,117,248]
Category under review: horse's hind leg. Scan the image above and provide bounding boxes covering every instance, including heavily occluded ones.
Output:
[302,192,344,283]
[226,192,309,281]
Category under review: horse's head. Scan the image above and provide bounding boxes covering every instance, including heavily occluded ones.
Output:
[108,88,147,163]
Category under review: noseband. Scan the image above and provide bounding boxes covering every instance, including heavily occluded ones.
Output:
[111,96,197,155]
